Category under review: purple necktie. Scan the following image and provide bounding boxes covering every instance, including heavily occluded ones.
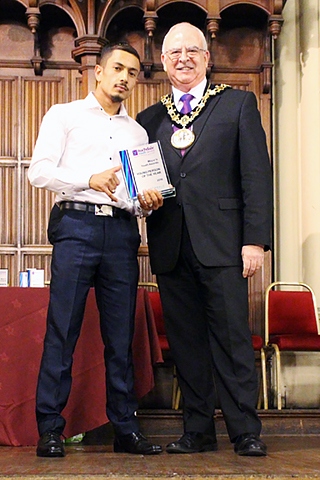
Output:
[173,94,194,155]
[180,93,194,114]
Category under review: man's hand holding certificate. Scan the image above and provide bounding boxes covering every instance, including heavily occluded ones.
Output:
[119,141,176,201]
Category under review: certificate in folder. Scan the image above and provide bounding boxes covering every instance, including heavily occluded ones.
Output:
[119,141,176,200]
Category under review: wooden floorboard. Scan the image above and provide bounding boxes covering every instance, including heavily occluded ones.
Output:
[1,435,320,479]
[2,410,320,479]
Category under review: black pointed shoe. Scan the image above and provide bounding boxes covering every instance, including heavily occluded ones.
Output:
[166,432,218,454]
[114,432,162,455]
[36,431,65,458]
[234,433,267,456]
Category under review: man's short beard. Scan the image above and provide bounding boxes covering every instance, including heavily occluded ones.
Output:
[111,94,123,103]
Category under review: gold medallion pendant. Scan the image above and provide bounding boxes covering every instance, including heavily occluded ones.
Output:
[171,128,195,149]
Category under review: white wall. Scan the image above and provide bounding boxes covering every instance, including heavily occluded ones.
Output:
[275,0,320,300]
[274,0,320,407]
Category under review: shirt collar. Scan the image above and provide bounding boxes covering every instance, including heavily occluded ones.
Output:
[85,91,128,117]
[172,77,208,108]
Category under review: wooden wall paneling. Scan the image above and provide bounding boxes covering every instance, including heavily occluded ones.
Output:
[259,88,272,154]
[0,253,17,286]
[0,166,17,246]
[20,72,81,285]
[55,70,82,103]
[21,76,65,248]
[22,165,55,246]
[247,251,272,335]
[0,77,18,158]
[19,76,64,286]
[138,245,157,285]
[22,77,64,159]
[248,264,266,336]
[0,69,81,285]
[0,20,34,67]
[124,78,171,119]
[212,26,264,72]
[75,75,82,102]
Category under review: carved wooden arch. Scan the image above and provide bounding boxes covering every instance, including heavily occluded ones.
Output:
[97,2,153,77]
[151,0,207,8]
[22,0,85,75]
[18,0,285,77]
[148,0,283,36]
[213,3,273,93]
[15,0,32,6]
[219,0,284,38]
[97,0,145,37]
[143,0,284,41]
[94,0,284,78]
[55,0,86,37]
[35,1,86,35]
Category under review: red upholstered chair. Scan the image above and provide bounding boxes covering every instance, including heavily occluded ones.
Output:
[264,281,320,409]
[139,282,180,409]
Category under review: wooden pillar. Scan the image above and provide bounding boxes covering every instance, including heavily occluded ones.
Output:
[72,35,107,96]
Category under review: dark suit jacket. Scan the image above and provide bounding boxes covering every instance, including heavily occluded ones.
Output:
[136,87,273,275]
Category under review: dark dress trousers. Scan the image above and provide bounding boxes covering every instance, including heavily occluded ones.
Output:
[137,87,273,441]
[36,205,141,437]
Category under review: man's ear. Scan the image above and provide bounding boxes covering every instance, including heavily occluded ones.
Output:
[94,64,102,82]
[204,51,210,68]
[161,54,167,72]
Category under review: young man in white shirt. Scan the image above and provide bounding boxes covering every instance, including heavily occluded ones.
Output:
[29,43,163,458]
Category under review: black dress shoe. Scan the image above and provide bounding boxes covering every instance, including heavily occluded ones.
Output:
[166,432,218,454]
[114,432,162,455]
[234,433,267,456]
[36,431,65,458]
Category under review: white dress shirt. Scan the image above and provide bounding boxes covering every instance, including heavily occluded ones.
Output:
[28,92,148,215]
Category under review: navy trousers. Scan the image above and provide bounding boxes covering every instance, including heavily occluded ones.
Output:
[36,205,141,436]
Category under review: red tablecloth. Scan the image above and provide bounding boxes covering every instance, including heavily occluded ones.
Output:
[0,287,163,446]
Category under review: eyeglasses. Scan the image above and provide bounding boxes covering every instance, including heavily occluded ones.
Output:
[164,46,207,61]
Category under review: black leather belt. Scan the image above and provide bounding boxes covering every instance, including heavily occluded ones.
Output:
[59,201,131,220]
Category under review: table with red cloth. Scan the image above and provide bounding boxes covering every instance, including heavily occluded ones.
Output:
[0,287,163,446]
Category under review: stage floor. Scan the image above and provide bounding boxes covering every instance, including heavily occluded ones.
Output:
[1,435,320,479]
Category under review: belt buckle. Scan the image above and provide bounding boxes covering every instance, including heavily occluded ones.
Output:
[94,204,113,216]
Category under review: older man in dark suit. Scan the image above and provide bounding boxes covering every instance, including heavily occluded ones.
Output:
[137,22,272,456]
